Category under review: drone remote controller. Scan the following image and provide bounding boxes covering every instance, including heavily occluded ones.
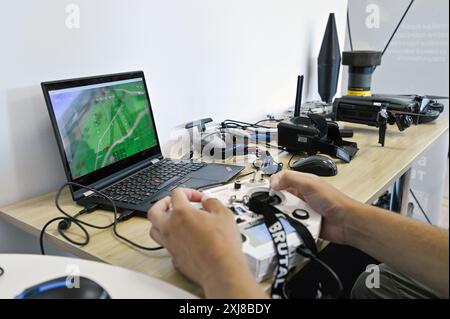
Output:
[199,178,322,282]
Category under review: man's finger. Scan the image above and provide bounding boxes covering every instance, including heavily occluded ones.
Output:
[202,197,229,215]
[171,188,191,209]
[171,188,204,208]
[181,188,205,203]
[150,227,165,247]
[148,196,171,229]
[270,171,317,194]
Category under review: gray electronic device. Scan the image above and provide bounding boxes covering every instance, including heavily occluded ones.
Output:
[42,71,244,215]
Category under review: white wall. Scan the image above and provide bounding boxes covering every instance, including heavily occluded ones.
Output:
[0,0,347,253]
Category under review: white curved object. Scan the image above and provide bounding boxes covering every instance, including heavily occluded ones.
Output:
[0,254,196,299]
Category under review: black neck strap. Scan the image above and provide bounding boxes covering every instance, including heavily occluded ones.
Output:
[247,198,318,299]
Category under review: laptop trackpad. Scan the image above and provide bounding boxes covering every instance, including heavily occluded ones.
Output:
[188,163,243,183]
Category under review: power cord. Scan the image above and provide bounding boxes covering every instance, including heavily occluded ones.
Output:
[296,246,343,299]
[221,119,273,130]
[288,154,297,169]
[236,171,257,180]
[254,119,283,126]
[409,189,433,225]
[40,182,164,255]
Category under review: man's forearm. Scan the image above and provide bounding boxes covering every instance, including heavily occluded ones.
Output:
[344,201,449,297]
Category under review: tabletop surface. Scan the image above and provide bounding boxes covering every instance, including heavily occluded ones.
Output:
[0,120,448,296]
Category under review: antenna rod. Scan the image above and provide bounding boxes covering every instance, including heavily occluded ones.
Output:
[382,0,415,57]
[294,75,304,118]
[347,6,354,52]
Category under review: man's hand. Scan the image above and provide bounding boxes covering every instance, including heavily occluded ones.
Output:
[148,188,267,299]
[271,171,449,297]
[270,170,360,244]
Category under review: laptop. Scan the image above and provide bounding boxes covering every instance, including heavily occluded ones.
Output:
[42,71,243,216]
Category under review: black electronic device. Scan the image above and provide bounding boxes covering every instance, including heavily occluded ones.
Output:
[291,155,338,177]
[278,114,358,163]
[42,71,244,215]
[342,50,382,96]
[294,75,304,118]
[333,94,447,146]
[318,13,342,104]
[336,0,447,147]
[15,277,110,299]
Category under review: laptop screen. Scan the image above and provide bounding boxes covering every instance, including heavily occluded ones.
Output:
[43,72,162,191]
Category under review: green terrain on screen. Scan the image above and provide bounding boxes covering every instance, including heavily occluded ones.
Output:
[61,81,157,178]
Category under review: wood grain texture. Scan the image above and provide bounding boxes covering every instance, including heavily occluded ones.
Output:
[1,119,448,296]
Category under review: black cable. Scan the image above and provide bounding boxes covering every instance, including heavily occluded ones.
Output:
[382,0,415,57]
[40,182,163,255]
[297,246,343,299]
[347,5,354,52]
[409,189,433,225]
[288,154,297,169]
[236,171,257,180]
[57,211,90,246]
[254,119,283,126]
[311,256,344,299]
[40,216,89,254]
[222,119,273,130]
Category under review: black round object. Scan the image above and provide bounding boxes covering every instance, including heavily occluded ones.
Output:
[234,181,242,190]
[16,277,110,299]
[293,209,310,220]
[291,155,338,177]
[342,51,382,67]
[58,220,71,231]
[251,191,282,206]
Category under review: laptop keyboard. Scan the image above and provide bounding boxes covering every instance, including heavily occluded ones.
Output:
[99,160,206,205]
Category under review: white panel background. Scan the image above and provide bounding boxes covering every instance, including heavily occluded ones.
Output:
[0,1,347,253]
[344,0,449,226]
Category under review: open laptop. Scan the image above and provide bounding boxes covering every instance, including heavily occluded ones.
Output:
[42,71,243,216]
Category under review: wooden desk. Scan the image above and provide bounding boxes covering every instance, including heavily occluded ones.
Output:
[1,120,448,296]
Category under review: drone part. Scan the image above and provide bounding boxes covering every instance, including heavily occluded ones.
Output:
[394,115,414,132]
[377,109,388,147]
[344,0,415,97]
[342,51,382,97]
[294,75,304,118]
[376,94,449,100]
[318,13,342,104]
